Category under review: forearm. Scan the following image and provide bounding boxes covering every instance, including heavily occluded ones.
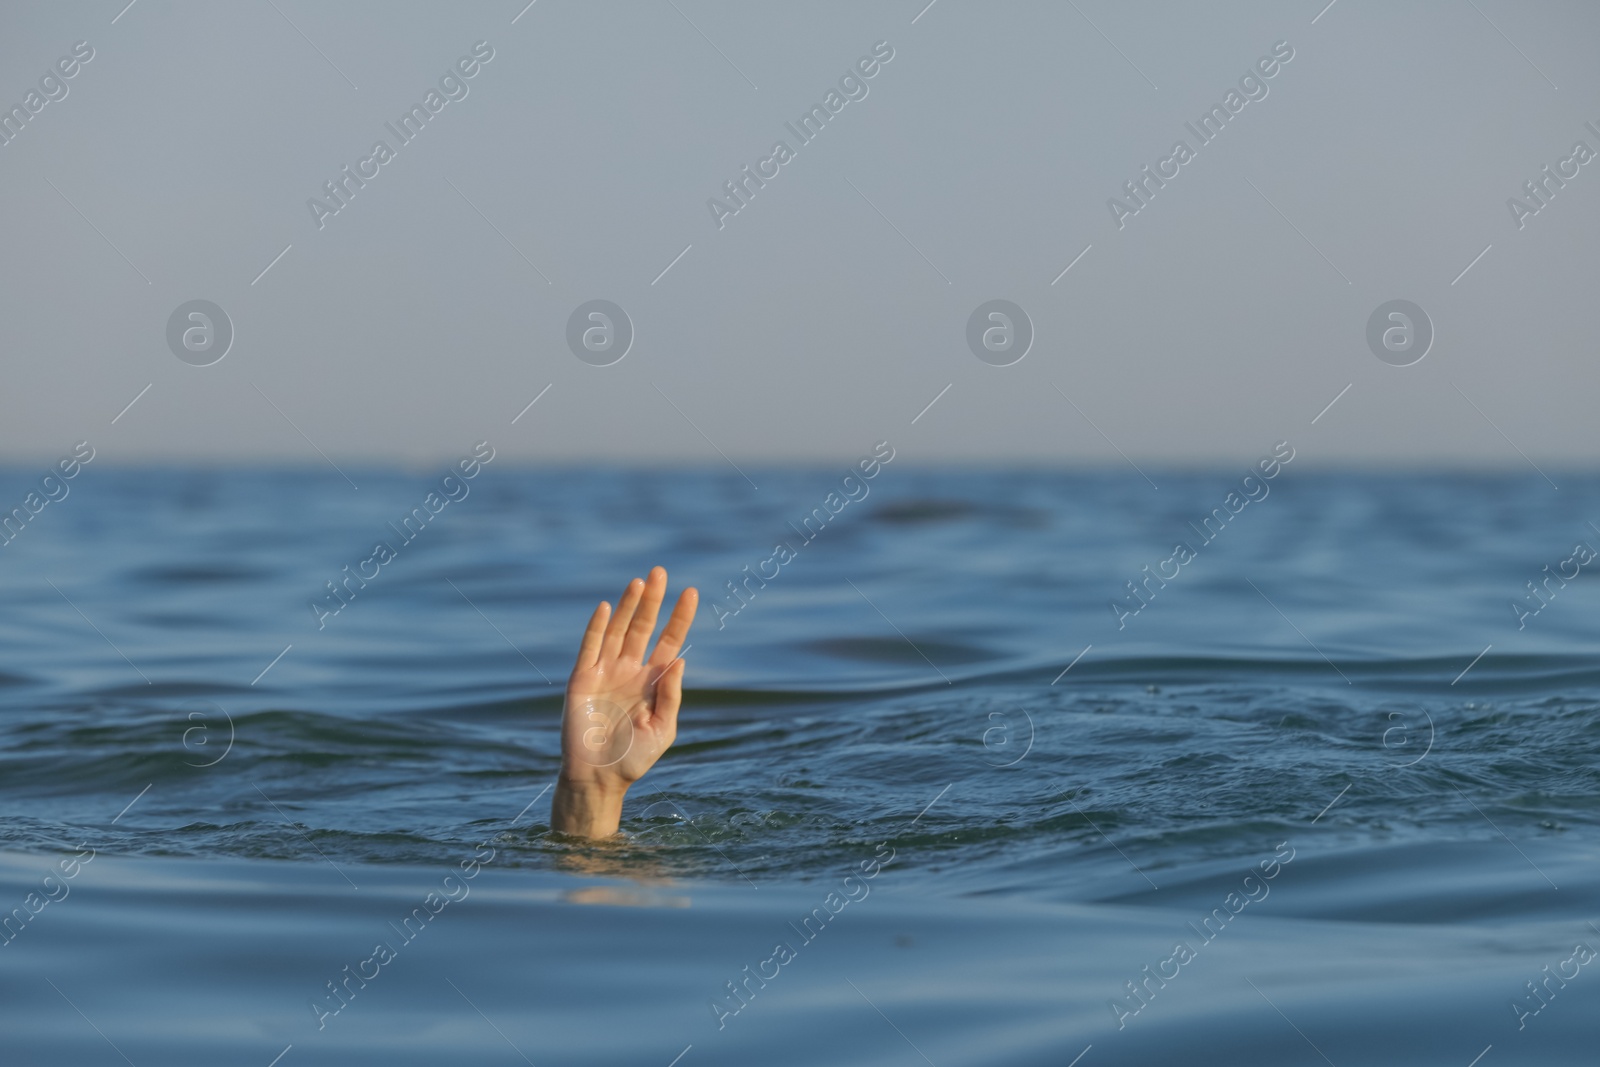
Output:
[550,775,628,838]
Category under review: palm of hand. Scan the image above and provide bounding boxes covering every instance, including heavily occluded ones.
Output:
[564,660,671,785]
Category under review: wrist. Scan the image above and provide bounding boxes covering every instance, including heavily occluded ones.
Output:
[551,772,629,838]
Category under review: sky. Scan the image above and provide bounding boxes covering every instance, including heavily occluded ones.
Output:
[1,0,1596,470]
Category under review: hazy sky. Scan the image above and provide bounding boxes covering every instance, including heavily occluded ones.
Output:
[2,0,1597,469]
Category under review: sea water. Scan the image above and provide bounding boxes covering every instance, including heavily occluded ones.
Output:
[0,466,1596,1064]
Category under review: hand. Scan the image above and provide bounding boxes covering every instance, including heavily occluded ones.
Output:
[550,567,697,838]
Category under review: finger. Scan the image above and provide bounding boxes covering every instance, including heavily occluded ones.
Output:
[651,657,686,733]
[598,576,645,662]
[647,587,699,666]
[620,566,668,662]
[574,601,610,671]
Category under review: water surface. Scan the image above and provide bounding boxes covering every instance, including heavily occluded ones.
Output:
[1,466,1596,1064]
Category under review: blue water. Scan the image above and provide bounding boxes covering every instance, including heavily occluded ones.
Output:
[1,465,1598,1064]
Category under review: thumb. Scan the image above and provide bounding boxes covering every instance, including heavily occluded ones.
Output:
[653,658,686,731]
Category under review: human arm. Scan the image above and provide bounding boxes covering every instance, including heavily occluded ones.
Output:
[550,566,697,838]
